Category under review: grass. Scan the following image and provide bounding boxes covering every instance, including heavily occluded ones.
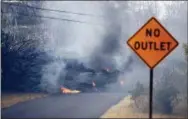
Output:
[1,93,47,108]
[101,95,186,118]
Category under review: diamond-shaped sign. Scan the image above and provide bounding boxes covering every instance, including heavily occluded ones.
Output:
[127,17,179,69]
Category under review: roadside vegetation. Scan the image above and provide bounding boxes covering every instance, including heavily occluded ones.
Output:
[129,43,187,117]
[1,1,48,92]
[102,43,187,118]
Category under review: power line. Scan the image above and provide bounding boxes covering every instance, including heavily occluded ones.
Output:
[1,1,109,26]
[1,10,104,27]
[2,2,104,18]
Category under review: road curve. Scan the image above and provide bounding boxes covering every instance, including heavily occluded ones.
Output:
[2,93,126,118]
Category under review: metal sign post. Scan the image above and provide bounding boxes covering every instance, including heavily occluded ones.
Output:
[127,17,179,119]
[149,69,153,119]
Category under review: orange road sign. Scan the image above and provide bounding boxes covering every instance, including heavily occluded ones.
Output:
[127,17,179,69]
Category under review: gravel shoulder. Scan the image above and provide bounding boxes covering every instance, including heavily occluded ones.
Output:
[1,93,47,108]
[101,95,186,118]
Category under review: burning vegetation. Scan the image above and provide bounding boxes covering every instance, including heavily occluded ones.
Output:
[60,87,81,94]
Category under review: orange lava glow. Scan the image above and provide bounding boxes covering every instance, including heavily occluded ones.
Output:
[60,87,80,94]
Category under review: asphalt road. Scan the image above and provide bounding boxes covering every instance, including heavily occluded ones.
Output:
[2,93,126,118]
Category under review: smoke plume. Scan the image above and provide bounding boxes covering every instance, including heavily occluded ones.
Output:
[39,1,187,93]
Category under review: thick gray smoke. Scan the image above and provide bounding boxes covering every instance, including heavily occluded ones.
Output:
[39,1,187,93]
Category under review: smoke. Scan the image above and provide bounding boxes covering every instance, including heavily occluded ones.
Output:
[39,1,106,92]
[105,1,187,92]
[39,1,187,93]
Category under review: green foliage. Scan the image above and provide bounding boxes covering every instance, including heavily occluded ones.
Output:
[154,69,179,114]
[183,43,188,62]
[1,1,47,92]
[155,85,179,114]
[129,70,180,114]
[130,81,145,100]
[183,43,188,56]
[1,1,43,26]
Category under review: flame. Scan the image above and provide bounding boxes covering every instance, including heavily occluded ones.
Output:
[92,81,96,87]
[61,87,80,94]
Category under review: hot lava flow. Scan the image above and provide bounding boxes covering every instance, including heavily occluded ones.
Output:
[60,87,81,94]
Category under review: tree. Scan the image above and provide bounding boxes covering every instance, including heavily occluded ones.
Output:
[1,1,43,26]
[129,81,145,109]
[154,67,179,114]
[1,1,48,92]
[183,43,188,61]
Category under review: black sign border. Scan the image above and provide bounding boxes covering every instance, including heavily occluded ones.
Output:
[127,17,179,69]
